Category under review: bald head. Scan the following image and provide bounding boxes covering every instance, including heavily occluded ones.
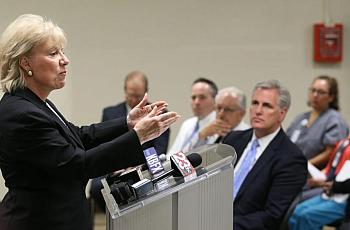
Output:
[124,71,148,108]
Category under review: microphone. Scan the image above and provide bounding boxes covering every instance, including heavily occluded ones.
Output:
[151,152,202,183]
[124,153,202,202]
[159,154,167,162]
[143,147,164,175]
[140,148,167,172]
[106,167,143,185]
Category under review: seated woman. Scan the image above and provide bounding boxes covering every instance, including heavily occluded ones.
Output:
[289,136,350,230]
[286,75,349,168]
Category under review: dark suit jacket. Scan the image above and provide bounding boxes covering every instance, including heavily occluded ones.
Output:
[223,128,307,230]
[0,88,145,230]
[102,102,170,155]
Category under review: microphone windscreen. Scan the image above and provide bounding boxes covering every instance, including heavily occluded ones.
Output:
[187,153,202,167]
[171,152,202,177]
[159,154,167,162]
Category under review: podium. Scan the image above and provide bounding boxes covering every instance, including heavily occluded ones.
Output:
[101,144,236,230]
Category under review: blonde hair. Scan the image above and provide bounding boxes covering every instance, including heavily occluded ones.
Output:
[0,14,67,93]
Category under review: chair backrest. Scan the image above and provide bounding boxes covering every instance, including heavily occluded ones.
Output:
[278,192,303,230]
[325,218,350,230]
[337,220,350,230]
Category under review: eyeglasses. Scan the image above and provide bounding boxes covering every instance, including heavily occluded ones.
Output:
[308,88,329,96]
[215,105,241,113]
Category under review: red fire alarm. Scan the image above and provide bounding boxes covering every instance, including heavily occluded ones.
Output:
[313,23,343,63]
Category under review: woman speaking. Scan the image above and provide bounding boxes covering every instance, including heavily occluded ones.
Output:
[0,14,179,230]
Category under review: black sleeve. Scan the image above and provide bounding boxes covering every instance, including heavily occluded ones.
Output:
[8,109,144,180]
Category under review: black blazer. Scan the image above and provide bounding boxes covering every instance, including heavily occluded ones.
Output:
[0,88,145,230]
[102,102,170,155]
[223,128,307,230]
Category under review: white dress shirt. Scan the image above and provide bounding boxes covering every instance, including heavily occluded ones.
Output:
[193,120,250,148]
[167,111,216,158]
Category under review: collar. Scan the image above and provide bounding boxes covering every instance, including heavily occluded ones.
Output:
[253,127,281,151]
[13,87,47,109]
[125,103,132,114]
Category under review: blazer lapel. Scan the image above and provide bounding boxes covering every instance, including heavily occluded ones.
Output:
[122,102,128,116]
[45,100,84,148]
[14,88,84,149]
[233,130,253,167]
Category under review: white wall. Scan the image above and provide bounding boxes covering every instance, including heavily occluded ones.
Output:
[0,0,350,200]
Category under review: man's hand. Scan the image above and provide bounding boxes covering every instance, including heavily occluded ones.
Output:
[307,178,326,188]
[322,181,334,196]
[199,118,231,140]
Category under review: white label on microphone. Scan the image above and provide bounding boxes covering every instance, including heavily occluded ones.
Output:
[171,151,196,177]
[144,147,164,175]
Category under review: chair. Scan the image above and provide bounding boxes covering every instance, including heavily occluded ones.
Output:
[325,219,350,230]
[279,192,303,230]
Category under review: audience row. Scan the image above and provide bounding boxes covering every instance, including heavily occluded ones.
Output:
[92,70,349,230]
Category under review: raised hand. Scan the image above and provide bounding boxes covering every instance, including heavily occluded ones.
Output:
[199,118,232,140]
[322,181,334,196]
[307,178,326,188]
[127,93,168,129]
[133,105,180,145]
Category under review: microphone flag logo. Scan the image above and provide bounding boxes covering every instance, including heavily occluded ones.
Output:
[170,151,196,177]
[143,147,164,175]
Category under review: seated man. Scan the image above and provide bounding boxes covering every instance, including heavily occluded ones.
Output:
[289,135,350,230]
[193,86,249,148]
[222,80,307,230]
[167,77,218,157]
[102,70,170,154]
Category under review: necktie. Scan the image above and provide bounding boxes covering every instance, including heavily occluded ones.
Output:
[215,136,223,143]
[181,121,199,152]
[233,139,259,199]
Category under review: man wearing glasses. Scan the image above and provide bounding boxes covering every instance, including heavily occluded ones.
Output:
[192,86,249,148]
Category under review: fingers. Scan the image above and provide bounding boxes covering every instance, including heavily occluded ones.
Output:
[148,102,168,116]
[154,116,179,140]
[152,101,168,108]
[134,109,179,145]
[216,119,231,129]
[156,111,179,122]
[161,114,180,127]
[143,101,168,115]
[156,105,168,115]
[212,119,231,136]
[147,104,158,117]
[135,93,149,109]
[146,112,179,136]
